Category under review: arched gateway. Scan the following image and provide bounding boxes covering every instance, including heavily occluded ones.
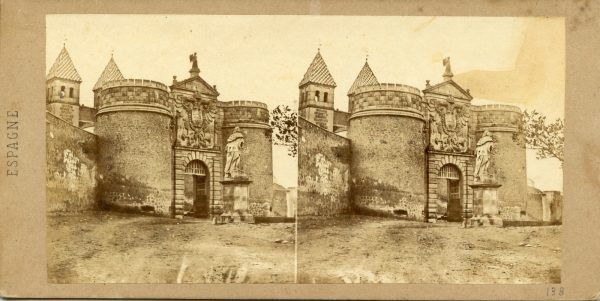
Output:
[184,160,210,218]
[437,164,463,222]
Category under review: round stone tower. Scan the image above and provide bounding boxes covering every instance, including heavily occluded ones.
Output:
[95,79,173,215]
[221,100,273,216]
[347,83,427,220]
[472,104,527,220]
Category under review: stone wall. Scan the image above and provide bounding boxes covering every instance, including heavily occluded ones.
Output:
[95,79,173,215]
[347,83,427,220]
[46,112,98,212]
[222,100,273,217]
[78,105,97,128]
[298,117,351,216]
[473,105,528,220]
[299,106,333,130]
[333,110,350,130]
[349,115,427,220]
[526,190,544,220]
[272,187,288,217]
[47,103,79,127]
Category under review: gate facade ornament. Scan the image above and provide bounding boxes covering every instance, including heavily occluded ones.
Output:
[174,95,216,149]
[426,98,470,153]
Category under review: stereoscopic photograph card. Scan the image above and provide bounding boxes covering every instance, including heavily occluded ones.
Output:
[1,0,599,299]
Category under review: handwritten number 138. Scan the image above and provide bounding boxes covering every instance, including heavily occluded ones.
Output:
[547,287,564,296]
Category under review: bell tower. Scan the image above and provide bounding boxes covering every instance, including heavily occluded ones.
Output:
[298,49,336,131]
[46,45,82,127]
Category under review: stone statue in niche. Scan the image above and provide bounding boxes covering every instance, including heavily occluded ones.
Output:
[174,96,216,149]
[224,127,246,179]
[426,99,469,153]
[474,130,494,182]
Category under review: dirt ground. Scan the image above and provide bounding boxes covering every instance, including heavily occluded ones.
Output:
[297,215,561,284]
[47,211,296,283]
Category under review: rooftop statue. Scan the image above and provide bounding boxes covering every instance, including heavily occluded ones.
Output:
[189,52,199,70]
[443,56,453,80]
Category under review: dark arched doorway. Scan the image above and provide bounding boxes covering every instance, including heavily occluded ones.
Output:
[437,164,463,222]
[184,160,210,218]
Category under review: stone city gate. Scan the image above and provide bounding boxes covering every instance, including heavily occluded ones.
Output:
[426,154,474,222]
[173,149,223,218]
[183,160,210,217]
[438,164,462,221]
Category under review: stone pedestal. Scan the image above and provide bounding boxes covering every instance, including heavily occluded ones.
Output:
[217,178,254,224]
[469,182,503,227]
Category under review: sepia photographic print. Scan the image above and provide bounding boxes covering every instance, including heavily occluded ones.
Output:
[2,0,600,298]
[44,14,564,285]
[46,15,298,283]
[296,16,564,284]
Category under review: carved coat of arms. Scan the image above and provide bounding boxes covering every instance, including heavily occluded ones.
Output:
[174,96,216,149]
[444,108,457,131]
[426,98,470,153]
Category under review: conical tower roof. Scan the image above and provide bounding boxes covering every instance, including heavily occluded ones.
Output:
[348,60,379,95]
[46,46,82,82]
[93,56,125,90]
[299,51,337,87]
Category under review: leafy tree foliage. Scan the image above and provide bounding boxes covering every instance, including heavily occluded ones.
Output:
[270,105,298,157]
[517,110,564,164]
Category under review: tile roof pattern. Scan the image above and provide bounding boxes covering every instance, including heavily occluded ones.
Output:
[348,61,379,95]
[46,46,82,82]
[93,56,125,90]
[299,51,337,87]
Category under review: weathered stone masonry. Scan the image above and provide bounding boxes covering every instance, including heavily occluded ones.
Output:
[297,51,528,222]
[298,116,351,216]
[46,112,98,212]
[348,84,427,220]
[95,79,173,215]
[45,46,277,219]
[221,101,273,216]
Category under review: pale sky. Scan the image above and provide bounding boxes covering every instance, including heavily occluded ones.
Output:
[47,15,564,191]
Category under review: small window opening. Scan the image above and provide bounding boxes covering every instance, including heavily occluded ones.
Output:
[59,86,65,98]
[69,87,74,98]
[324,92,329,102]
[315,90,320,102]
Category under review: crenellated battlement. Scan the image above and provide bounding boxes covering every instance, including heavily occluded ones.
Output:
[220,100,268,109]
[352,83,422,96]
[221,100,270,126]
[472,104,523,114]
[97,78,171,115]
[472,104,523,131]
[101,78,169,91]
[349,83,424,118]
